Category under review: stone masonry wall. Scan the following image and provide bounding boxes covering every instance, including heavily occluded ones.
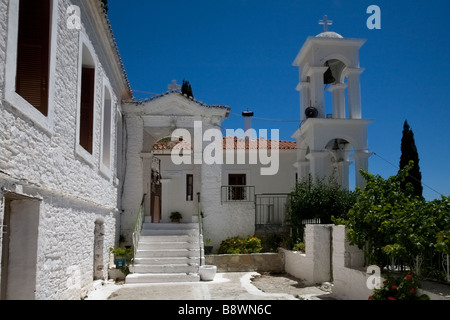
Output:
[0,0,121,299]
[206,253,284,273]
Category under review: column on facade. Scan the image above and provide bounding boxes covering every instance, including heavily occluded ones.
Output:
[160,179,170,223]
[305,151,329,182]
[352,151,372,189]
[345,67,365,119]
[296,160,310,182]
[335,160,352,190]
[296,82,311,122]
[306,66,329,118]
[142,156,152,219]
[199,123,222,208]
[328,83,348,119]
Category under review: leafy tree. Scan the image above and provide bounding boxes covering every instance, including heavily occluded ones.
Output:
[399,120,423,197]
[340,162,450,279]
[181,79,194,98]
[286,176,357,241]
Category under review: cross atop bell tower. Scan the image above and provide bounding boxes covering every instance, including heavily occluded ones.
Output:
[319,15,333,32]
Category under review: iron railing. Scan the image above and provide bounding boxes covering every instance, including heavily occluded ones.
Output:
[131,194,146,267]
[221,186,255,203]
[197,192,204,267]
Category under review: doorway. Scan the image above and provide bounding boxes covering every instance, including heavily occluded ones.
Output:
[150,166,162,223]
[1,195,40,300]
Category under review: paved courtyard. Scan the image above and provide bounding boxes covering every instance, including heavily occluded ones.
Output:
[86,272,335,300]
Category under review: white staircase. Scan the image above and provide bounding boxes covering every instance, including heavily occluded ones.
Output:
[126,220,203,284]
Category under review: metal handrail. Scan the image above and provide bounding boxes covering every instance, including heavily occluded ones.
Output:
[131,194,146,267]
[197,192,204,267]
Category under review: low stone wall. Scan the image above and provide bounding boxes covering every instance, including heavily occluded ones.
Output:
[205,253,284,273]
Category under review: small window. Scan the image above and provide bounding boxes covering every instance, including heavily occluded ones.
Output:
[79,67,95,154]
[186,174,194,201]
[15,0,51,116]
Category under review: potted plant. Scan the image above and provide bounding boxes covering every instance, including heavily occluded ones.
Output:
[110,247,133,268]
[204,239,213,255]
[170,212,182,223]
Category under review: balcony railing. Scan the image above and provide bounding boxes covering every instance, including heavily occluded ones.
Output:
[221,186,255,203]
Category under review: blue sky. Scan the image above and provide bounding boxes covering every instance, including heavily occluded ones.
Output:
[107,0,450,200]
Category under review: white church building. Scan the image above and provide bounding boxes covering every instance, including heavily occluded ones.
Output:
[0,1,371,299]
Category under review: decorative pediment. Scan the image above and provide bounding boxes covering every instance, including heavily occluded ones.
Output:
[137,92,230,119]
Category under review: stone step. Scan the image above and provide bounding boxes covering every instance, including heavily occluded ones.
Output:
[126,273,201,284]
[134,257,199,265]
[132,263,199,274]
[135,248,201,258]
[139,235,198,243]
[141,229,199,236]
[142,223,199,230]
[138,241,199,250]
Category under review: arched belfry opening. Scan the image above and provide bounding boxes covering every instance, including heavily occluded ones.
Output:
[323,58,348,119]
[325,138,353,189]
[292,16,373,190]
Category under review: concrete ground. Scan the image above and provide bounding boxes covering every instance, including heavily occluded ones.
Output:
[85,272,335,300]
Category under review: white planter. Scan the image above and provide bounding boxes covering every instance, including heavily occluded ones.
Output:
[199,265,217,281]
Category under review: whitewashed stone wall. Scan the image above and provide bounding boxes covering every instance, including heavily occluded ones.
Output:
[203,202,255,252]
[331,225,371,300]
[282,224,372,300]
[0,0,122,300]
[282,224,332,285]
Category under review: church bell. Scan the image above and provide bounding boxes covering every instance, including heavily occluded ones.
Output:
[324,62,336,85]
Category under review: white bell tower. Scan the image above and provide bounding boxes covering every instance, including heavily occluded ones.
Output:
[292,16,373,189]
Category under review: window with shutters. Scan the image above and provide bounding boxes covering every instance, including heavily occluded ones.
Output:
[4,0,58,133]
[75,38,98,163]
[15,0,51,116]
[79,67,95,154]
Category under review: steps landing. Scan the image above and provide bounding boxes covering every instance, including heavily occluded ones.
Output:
[125,221,204,284]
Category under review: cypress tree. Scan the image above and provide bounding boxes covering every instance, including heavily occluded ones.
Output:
[181,79,194,98]
[399,120,423,197]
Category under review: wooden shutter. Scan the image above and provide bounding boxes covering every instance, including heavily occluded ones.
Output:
[15,0,51,116]
[80,67,95,154]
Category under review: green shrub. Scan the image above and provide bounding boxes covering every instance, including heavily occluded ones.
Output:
[218,235,263,254]
[292,241,305,253]
[286,175,357,241]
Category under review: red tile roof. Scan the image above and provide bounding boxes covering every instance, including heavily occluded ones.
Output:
[153,137,296,151]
